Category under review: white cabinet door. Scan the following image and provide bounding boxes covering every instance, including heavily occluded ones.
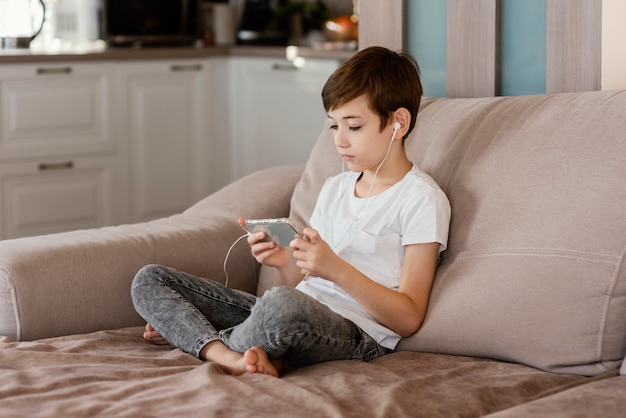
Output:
[228,57,338,181]
[117,60,211,222]
[0,155,123,239]
[0,62,116,161]
[0,62,128,240]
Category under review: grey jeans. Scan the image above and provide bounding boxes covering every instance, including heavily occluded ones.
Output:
[130,264,391,368]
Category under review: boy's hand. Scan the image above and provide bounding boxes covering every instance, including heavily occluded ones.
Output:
[239,218,290,268]
[290,228,345,280]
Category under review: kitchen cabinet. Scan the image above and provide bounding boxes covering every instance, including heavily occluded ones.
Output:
[0,156,123,238]
[0,63,117,159]
[225,56,339,182]
[0,62,127,239]
[0,52,340,239]
[115,59,212,222]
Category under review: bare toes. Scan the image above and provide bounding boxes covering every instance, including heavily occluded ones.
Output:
[244,346,279,377]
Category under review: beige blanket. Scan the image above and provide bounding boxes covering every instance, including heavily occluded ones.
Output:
[0,327,594,417]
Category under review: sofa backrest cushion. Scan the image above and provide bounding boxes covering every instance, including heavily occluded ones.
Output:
[289,90,626,376]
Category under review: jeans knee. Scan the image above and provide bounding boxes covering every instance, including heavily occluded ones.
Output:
[131,264,167,301]
[254,286,313,324]
[259,286,300,306]
[132,263,160,284]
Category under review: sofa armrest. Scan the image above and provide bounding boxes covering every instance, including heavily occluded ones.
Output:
[0,164,304,341]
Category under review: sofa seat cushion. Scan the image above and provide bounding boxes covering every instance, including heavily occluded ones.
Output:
[288,91,626,376]
[485,375,626,418]
[0,327,599,417]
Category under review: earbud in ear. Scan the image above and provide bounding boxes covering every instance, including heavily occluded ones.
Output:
[390,122,401,143]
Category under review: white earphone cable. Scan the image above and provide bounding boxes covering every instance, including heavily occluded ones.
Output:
[331,124,400,250]
[365,124,399,200]
[223,232,251,287]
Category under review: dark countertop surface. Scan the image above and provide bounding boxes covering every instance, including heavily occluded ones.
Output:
[0,45,354,64]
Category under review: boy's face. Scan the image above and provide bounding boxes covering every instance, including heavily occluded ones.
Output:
[327,95,395,173]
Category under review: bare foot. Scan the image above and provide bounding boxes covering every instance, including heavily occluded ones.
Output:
[200,340,286,377]
[200,341,279,377]
[243,346,281,377]
[143,323,171,346]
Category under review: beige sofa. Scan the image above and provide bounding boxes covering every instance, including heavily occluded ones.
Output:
[1,90,625,417]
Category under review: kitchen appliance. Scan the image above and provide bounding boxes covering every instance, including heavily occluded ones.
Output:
[47,0,100,49]
[237,0,289,45]
[0,0,46,48]
[102,0,202,47]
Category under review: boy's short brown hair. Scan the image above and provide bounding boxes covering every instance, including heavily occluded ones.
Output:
[321,46,423,138]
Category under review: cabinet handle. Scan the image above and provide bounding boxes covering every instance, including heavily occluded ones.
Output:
[272,63,299,71]
[36,67,73,75]
[38,161,74,171]
[171,64,202,72]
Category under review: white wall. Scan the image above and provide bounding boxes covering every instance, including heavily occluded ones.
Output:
[602,0,626,90]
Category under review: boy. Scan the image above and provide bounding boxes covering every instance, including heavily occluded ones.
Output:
[131,46,451,377]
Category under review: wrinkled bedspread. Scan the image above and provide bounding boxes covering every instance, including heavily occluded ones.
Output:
[0,327,599,417]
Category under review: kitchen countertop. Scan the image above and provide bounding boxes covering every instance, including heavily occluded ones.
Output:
[0,45,355,64]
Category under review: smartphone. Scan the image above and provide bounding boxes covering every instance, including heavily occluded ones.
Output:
[244,218,304,246]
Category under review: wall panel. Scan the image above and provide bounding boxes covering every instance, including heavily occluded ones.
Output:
[407,0,447,98]
[500,0,546,96]
[602,0,626,90]
[446,0,499,98]
[358,0,406,51]
[546,0,602,93]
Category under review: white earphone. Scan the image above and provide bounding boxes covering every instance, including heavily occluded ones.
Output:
[391,122,401,143]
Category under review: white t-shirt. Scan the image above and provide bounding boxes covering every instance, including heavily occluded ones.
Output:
[295,165,451,349]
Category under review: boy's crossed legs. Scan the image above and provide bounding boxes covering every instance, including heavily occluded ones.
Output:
[132,265,388,377]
